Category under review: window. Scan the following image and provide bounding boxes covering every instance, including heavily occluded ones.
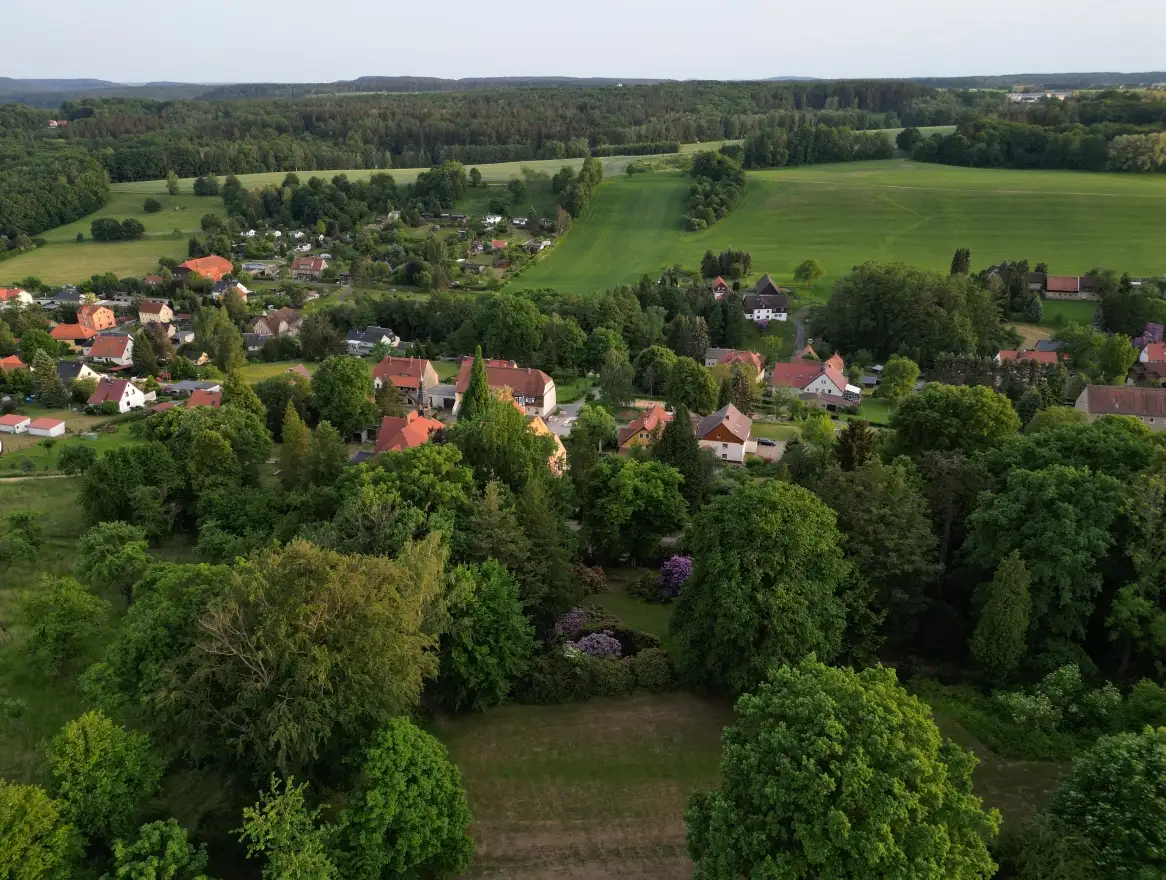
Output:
[722,443,728,449]
[721,453,728,459]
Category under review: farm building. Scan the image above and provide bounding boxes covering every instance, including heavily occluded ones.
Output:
[28,418,66,438]
[0,414,30,433]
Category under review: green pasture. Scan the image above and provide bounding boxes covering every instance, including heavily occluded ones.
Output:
[2,238,187,286]
[513,160,1166,294]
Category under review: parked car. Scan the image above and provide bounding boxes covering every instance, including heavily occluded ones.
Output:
[757,438,778,447]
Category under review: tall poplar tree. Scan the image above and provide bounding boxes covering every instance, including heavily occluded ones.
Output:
[459,346,490,423]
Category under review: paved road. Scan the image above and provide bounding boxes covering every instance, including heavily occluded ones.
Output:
[544,400,586,437]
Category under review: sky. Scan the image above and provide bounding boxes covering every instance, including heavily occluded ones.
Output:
[5,0,1166,83]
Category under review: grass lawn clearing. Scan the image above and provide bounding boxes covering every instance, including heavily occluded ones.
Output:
[237,360,319,383]
[513,161,1166,294]
[433,359,462,382]
[589,569,675,656]
[856,397,893,425]
[1039,298,1097,328]
[435,692,732,879]
[751,422,802,441]
[2,238,189,286]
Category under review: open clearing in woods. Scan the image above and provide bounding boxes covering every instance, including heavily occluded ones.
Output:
[515,160,1166,294]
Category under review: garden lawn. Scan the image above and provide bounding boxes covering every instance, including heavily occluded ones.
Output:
[237,360,319,383]
[751,422,802,441]
[2,238,189,286]
[513,160,1166,294]
[434,692,732,879]
[1039,298,1098,328]
[589,570,675,656]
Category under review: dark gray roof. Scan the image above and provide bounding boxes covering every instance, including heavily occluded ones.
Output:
[743,293,789,312]
[695,403,752,442]
[348,450,376,465]
[755,273,784,298]
[57,361,87,382]
[1034,338,1062,353]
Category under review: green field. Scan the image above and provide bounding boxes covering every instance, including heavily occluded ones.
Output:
[514,160,1166,294]
[2,189,225,285]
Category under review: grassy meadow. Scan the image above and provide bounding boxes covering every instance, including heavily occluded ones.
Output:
[514,160,1166,294]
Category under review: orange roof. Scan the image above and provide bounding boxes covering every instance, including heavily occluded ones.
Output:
[0,355,26,371]
[28,417,64,430]
[712,276,728,288]
[374,411,443,453]
[150,401,179,413]
[78,304,107,320]
[178,256,233,280]
[618,404,674,446]
[373,357,430,390]
[0,414,30,427]
[1143,343,1166,362]
[1045,275,1080,293]
[88,379,130,404]
[51,323,98,341]
[88,335,132,359]
[717,350,764,374]
[0,288,28,302]
[454,360,552,399]
[186,389,222,408]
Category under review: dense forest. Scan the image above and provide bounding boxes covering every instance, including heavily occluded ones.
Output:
[0,143,108,238]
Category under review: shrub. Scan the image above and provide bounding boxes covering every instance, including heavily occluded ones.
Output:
[1124,679,1166,730]
[580,624,660,656]
[569,630,622,658]
[515,651,592,704]
[588,657,634,696]
[574,564,607,595]
[626,573,658,600]
[656,555,692,599]
[142,198,162,214]
[552,606,591,640]
[628,648,675,692]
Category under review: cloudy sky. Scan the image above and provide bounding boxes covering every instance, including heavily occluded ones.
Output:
[6,0,1164,82]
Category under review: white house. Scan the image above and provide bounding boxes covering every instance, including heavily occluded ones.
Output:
[0,414,31,434]
[770,356,862,403]
[0,288,33,309]
[695,404,756,463]
[28,417,66,438]
[345,326,400,355]
[88,378,146,413]
[88,335,134,367]
[742,293,789,322]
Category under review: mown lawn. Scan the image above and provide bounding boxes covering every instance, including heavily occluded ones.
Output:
[2,238,189,286]
[751,422,802,441]
[236,360,318,383]
[514,161,1166,294]
[1040,298,1098,328]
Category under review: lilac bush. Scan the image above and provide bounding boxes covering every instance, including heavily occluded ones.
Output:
[656,555,693,599]
[553,607,590,640]
[1134,322,1164,349]
[568,630,623,658]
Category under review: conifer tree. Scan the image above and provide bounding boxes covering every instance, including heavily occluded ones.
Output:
[131,330,157,377]
[32,349,69,408]
[654,404,707,510]
[717,376,732,410]
[459,346,490,423]
[307,421,347,487]
[222,371,266,419]
[969,551,1032,683]
[279,401,312,490]
[729,364,757,415]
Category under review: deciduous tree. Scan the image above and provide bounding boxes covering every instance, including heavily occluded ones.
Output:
[670,480,851,694]
[875,354,919,404]
[310,355,377,439]
[891,383,1019,456]
[599,349,634,408]
[47,711,161,842]
[666,357,717,414]
[686,658,999,880]
[632,345,677,395]
[334,718,473,880]
[792,258,825,285]
[19,576,111,676]
[581,457,686,564]
[222,371,266,418]
[0,780,77,880]
[237,776,336,880]
[835,419,875,471]
[107,819,210,880]
[75,521,151,604]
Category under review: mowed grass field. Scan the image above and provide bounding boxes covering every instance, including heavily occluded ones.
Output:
[3,189,224,285]
[514,160,1166,294]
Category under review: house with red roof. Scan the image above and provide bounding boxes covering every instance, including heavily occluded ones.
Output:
[186,389,222,409]
[88,335,134,366]
[373,357,439,404]
[88,378,145,412]
[618,404,674,452]
[1076,385,1166,430]
[0,288,32,308]
[374,410,444,454]
[770,359,860,402]
[711,276,729,298]
[51,323,99,350]
[175,256,233,283]
[995,349,1060,366]
[0,355,26,373]
[704,348,765,381]
[290,257,328,281]
[453,360,556,417]
[77,304,115,332]
[489,239,508,250]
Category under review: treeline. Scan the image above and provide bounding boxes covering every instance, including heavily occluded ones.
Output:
[90,217,143,241]
[589,141,679,157]
[553,157,604,218]
[911,119,1166,172]
[37,82,963,183]
[741,124,894,169]
[684,150,745,231]
[1010,89,1166,128]
[0,145,109,237]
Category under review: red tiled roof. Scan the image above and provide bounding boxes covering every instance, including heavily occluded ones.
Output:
[51,323,98,341]
[618,404,673,446]
[0,288,28,302]
[1082,385,1166,418]
[454,360,552,399]
[1144,343,1166,362]
[28,417,64,430]
[150,401,179,413]
[88,379,129,404]
[997,349,1059,365]
[291,257,327,272]
[186,390,221,408]
[490,240,507,249]
[695,403,753,443]
[712,276,728,288]
[178,256,233,279]
[373,357,431,390]
[770,362,826,390]
[374,411,443,453]
[824,353,845,374]
[0,414,30,427]
[717,350,764,374]
[1045,275,1080,293]
[88,335,132,359]
[0,355,26,371]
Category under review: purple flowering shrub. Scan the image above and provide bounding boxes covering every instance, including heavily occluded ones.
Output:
[656,555,693,599]
[1134,322,1164,349]
[568,630,623,658]
[553,607,590,640]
